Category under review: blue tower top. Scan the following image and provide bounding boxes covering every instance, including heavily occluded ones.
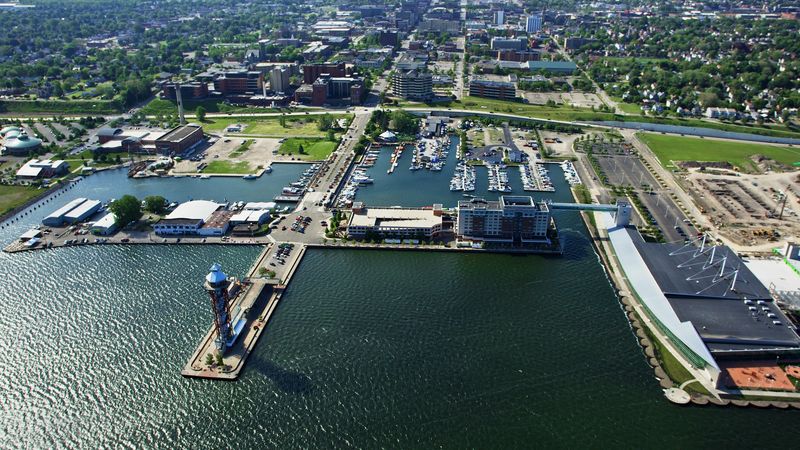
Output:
[206,263,228,285]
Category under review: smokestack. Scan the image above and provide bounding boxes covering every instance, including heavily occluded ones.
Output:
[175,82,186,125]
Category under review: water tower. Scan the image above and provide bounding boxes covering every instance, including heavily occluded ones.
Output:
[205,263,233,351]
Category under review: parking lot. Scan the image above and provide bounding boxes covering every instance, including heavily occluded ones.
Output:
[172,137,281,174]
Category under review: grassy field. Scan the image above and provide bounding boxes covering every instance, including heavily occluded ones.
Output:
[405,96,620,122]
[202,114,352,138]
[278,138,338,160]
[0,184,43,216]
[202,160,252,174]
[638,132,800,171]
[0,99,123,115]
[609,97,642,115]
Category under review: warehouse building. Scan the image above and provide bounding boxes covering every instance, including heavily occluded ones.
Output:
[16,159,69,179]
[154,124,204,155]
[42,198,101,226]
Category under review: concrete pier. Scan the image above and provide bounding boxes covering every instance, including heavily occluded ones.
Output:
[181,242,307,381]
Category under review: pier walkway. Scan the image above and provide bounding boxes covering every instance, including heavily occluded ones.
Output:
[181,241,307,380]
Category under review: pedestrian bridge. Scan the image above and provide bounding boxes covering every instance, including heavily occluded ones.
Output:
[547,200,632,227]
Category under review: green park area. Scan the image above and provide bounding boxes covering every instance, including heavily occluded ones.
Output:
[278,138,338,161]
[638,132,800,171]
[408,96,619,122]
[0,99,123,115]
[139,98,289,116]
[200,114,352,138]
[202,160,252,174]
[0,184,44,216]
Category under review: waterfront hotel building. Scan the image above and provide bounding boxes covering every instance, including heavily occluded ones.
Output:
[457,196,551,245]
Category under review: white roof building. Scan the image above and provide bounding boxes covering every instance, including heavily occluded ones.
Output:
[16,159,69,178]
[164,200,222,221]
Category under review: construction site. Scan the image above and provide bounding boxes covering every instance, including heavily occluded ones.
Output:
[683,170,800,249]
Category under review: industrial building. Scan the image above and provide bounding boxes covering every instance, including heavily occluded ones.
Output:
[154,124,204,155]
[16,159,69,179]
[347,203,447,239]
[601,212,800,387]
[42,198,101,226]
[153,200,227,235]
[468,78,517,100]
[392,70,433,101]
[456,196,552,245]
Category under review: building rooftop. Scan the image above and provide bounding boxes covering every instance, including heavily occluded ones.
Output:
[165,200,221,221]
[157,124,202,143]
[350,207,441,229]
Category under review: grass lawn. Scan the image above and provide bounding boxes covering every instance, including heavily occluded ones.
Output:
[609,97,642,115]
[202,160,252,174]
[0,184,43,216]
[0,99,122,115]
[638,132,800,171]
[400,96,619,122]
[278,138,338,160]
[202,114,352,138]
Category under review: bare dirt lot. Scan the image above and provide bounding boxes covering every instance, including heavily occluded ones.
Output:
[172,137,282,174]
[684,170,800,248]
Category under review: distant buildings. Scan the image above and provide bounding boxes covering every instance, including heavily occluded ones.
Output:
[269,67,290,94]
[469,78,516,100]
[525,15,542,33]
[526,60,577,75]
[160,81,209,101]
[418,19,461,33]
[705,107,739,119]
[563,37,596,51]
[493,10,505,26]
[490,37,527,51]
[457,196,552,245]
[303,62,346,84]
[310,76,363,107]
[213,71,264,96]
[497,49,541,62]
[392,70,433,101]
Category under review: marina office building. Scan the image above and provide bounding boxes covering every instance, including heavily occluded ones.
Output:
[457,196,552,245]
[347,203,447,239]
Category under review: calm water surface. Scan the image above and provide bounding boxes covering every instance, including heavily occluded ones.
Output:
[1,159,799,448]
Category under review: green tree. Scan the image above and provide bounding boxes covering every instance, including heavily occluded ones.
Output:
[215,352,224,367]
[279,114,287,128]
[391,110,418,134]
[109,195,142,227]
[143,195,167,215]
[205,353,214,366]
[298,144,306,154]
[195,106,206,122]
